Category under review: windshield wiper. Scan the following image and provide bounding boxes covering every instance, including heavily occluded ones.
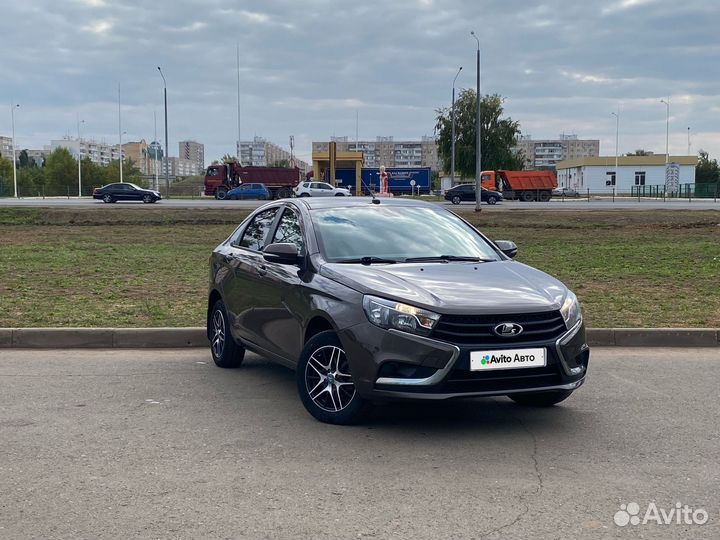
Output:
[404,255,495,263]
[336,256,399,265]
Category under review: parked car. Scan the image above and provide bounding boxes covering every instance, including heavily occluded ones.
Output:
[227,183,270,200]
[294,181,352,197]
[445,184,503,205]
[207,198,588,424]
[552,187,580,198]
[93,183,161,204]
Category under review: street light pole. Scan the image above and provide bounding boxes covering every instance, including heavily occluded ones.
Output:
[451,66,462,188]
[687,126,691,155]
[470,31,482,212]
[611,109,619,183]
[158,67,170,198]
[77,115,85,197]
[10,103,19,198]
[118,83,123,183]
[660,98,670,164]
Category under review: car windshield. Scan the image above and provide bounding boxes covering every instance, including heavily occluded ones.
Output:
[311,206,500,263]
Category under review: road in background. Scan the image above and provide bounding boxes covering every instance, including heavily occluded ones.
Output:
[1,348,717,539]
[1,197,719,210]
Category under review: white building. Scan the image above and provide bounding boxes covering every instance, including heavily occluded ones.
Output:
[51,138,122,165]
[556,155,697,193]
[162,157,199,178]
[0,135,13,161]
[179,140,204,172]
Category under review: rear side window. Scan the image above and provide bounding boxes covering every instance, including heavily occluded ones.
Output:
[238,208,278,251]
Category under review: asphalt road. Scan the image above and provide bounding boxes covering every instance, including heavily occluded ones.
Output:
[1,196,719,210]
[1,348,718,539]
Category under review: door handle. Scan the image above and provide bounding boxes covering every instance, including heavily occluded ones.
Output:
[257,265,267,276]
[223,254,235,264]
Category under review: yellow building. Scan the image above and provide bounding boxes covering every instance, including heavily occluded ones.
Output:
[312,150,364,195]
[122,140,150,174]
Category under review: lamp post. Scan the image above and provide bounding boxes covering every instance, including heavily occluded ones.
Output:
[118,84,123,183]
[611,109,619,185]
[687,126,691,156]
[470,31,482,212]
[660,98,670,164]
[158,67,170,197]
[451,66,462,188]
[77,115,85,197]
[10,103,19,198]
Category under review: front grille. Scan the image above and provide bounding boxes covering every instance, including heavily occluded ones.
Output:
[431,310,566,346]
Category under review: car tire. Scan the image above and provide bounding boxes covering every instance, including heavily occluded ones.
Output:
[334,193,345,197]
[296,330,369,425]
[451,195,461,205]
[208,299,245,369]
[521,191,535,202]
[102,194,114,203]
[538,191,551,202]
[487,196,498,205]
[277,188,292,199]
[215,188,228,200]
[509,390,573,407]
[142,194,153,203]
[299,193,310,198]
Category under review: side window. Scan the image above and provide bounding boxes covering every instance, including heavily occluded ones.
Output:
[320,183,333,190]
[238,208,278,251]
[272,209,305,254]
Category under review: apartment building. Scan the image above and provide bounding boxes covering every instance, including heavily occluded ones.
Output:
[179,140,204,173]
[51,138,123,165]
[239,136,309,174]
[312,136,440,171]
[516,134,600,169]
[0,136,13,161]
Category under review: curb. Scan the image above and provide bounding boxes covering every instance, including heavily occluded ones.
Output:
[0,327,718,349]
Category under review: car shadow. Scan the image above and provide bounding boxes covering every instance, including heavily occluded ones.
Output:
[227,355,591,439]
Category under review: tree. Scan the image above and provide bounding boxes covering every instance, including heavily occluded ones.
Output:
[435,91,524,178]
[0,157,13,196]
[102,159,146,187]
[626,149,653,156]
[270,159,290,168]
[18,149,32,168]
[696,150,720,184]
[44,147,77,195]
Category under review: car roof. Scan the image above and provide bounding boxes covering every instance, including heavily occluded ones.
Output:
[292,196,437,210]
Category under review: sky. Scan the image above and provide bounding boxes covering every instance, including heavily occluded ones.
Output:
[1,0,719,166]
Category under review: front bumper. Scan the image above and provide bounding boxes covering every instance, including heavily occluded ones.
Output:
[338,320,589,401]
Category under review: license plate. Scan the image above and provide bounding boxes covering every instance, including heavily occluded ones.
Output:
[470,348,546,371]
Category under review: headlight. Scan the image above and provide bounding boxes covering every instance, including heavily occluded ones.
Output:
[362,295,440,336]
[560,291,582,329]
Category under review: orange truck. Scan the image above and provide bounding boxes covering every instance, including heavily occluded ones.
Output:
[481,170,557,202]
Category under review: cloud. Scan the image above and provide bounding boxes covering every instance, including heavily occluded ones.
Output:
[0,0,718,162]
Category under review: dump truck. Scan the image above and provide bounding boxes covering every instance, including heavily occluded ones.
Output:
[481,170,557,202]
[204,162,301,200]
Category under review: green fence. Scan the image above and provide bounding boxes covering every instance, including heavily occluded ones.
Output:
[631,183,720,199]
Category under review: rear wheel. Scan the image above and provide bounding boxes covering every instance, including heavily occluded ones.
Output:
[215,188,228,200]
[296,331,369,424]
[521,191,535,202]
[102,194,114,203]
[208,299,245,368]
[277,188,293,199]
[509,390,573,407]
[451,195,461,205]
[538,191,551,202]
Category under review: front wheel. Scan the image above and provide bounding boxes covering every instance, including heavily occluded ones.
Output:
[215,188,228,200]
[299,193,310,198]
[509,390,573,407]
[451,195,461,205]
[334,192,345,197]
[296,331,369,424]
[487,196,498,205]
[208,299,245,368]
[142,194,153,203]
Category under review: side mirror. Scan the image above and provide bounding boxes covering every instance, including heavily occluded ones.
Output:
[263,243,300,265]
[495,240,518,259]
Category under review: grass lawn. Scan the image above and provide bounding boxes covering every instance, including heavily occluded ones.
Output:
[0,206,718,328]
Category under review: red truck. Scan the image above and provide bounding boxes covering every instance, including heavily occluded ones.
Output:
[481,170,557,202]
[204,162,301,200]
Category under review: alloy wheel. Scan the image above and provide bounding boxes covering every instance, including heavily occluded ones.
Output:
[211,310,225,358]
[305,345,356,412]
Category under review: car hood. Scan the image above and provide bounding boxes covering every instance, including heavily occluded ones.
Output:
[320,260,568,314]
